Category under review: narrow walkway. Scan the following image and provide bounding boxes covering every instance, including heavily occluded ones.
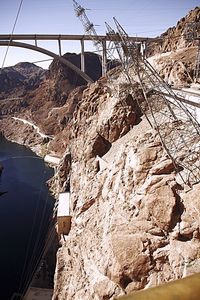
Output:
[12,117,53,139]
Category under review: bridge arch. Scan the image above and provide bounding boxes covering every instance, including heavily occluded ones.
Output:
[0,40,93,83]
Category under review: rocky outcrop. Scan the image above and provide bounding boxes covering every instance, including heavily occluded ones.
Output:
[49,52,102,87]
[53,110,200,299]
[0,52,108,140]
[0,62,46,99]
[0,7,200,299]
[146,7,200,86]
[51,70,200,299]
[148,47,196,86]
[49,52,119,87]
[148,7,200,55]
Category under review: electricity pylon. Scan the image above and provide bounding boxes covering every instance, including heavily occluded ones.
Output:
[73,0,102,50]
[106,18,200,186]
[72,0,121,75]
[72,0,108,74]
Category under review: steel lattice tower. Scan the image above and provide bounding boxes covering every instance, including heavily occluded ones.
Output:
[73,0,102,50]
[72,0,120,75]
[72,0,108,75]
[106,18,200,186]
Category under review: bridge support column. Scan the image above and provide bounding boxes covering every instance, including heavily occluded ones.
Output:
[102,40,107,76]
[34,35,37,47]
[58,38,62,56]
[80,39,85,73]
[141,41,147,59]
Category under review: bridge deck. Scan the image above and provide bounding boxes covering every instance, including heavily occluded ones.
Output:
[0,34,159,42]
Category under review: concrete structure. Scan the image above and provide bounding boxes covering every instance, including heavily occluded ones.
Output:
[23,287,53,300]
[97,155,108,171]
[57,192,71,236]
[0,40,93,84]
[44,154,61,166]
[0,34,157,81]
[173,88,200,123]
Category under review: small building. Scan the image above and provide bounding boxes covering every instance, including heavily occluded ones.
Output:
[57,192,71,237]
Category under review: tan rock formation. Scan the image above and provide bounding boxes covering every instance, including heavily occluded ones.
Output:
[148,7,200,55]
[148,47,197,87]
[52,75,200,299]
[0,8,199,299]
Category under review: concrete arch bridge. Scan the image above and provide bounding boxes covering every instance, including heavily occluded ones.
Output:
[0,34,155,83]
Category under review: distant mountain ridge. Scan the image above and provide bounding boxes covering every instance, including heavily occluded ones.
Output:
[0,62,46,99]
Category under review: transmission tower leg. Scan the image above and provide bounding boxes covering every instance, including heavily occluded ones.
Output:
[80,39,85,73]
[102,40,107,76]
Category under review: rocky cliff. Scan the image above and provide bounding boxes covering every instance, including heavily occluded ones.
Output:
[147,6,200,86]
[0,62,46,99]
[149,6,200,55]
[0,6,200,300]
[51,71,200,299]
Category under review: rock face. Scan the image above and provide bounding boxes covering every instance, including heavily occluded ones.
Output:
[51,74,200,299]
[49,52,102,86]
[147,7,200,86]
[148,47,197,86]
[149,7,200,55]
[0,7,200,300]
[0,62,46,99]
[0,52,107,140]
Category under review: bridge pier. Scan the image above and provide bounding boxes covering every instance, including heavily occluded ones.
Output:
[102,40,107,76]
[58,38,62,56]
[34,35,37,47]
[80,39,107,76]
[80,39,85,73]
[141,41,147,59]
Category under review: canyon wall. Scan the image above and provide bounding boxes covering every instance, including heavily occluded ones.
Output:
[0,7,200,299]
[51,74,200,299]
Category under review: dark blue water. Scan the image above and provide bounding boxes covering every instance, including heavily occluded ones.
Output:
[0,136,54,299]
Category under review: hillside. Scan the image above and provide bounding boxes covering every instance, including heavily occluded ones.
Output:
[146,7,200,87]
[0,62,46,99]
[149,6,200,54]
[0,6,200,300]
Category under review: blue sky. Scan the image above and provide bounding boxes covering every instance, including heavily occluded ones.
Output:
[0,0,199,68]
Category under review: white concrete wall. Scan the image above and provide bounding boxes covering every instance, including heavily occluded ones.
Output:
[44,154,61,166]
[57,192,70,217]
[174,89,200,123]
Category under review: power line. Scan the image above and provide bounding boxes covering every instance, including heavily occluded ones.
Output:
[21,224,56,298]
[17,163,48,294]
[31,58,53,64]
[1,0,24,70]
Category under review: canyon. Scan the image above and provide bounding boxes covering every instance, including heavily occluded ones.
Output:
[0,6,200,300]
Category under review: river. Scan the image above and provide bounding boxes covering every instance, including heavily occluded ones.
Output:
[0,136,55,299]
